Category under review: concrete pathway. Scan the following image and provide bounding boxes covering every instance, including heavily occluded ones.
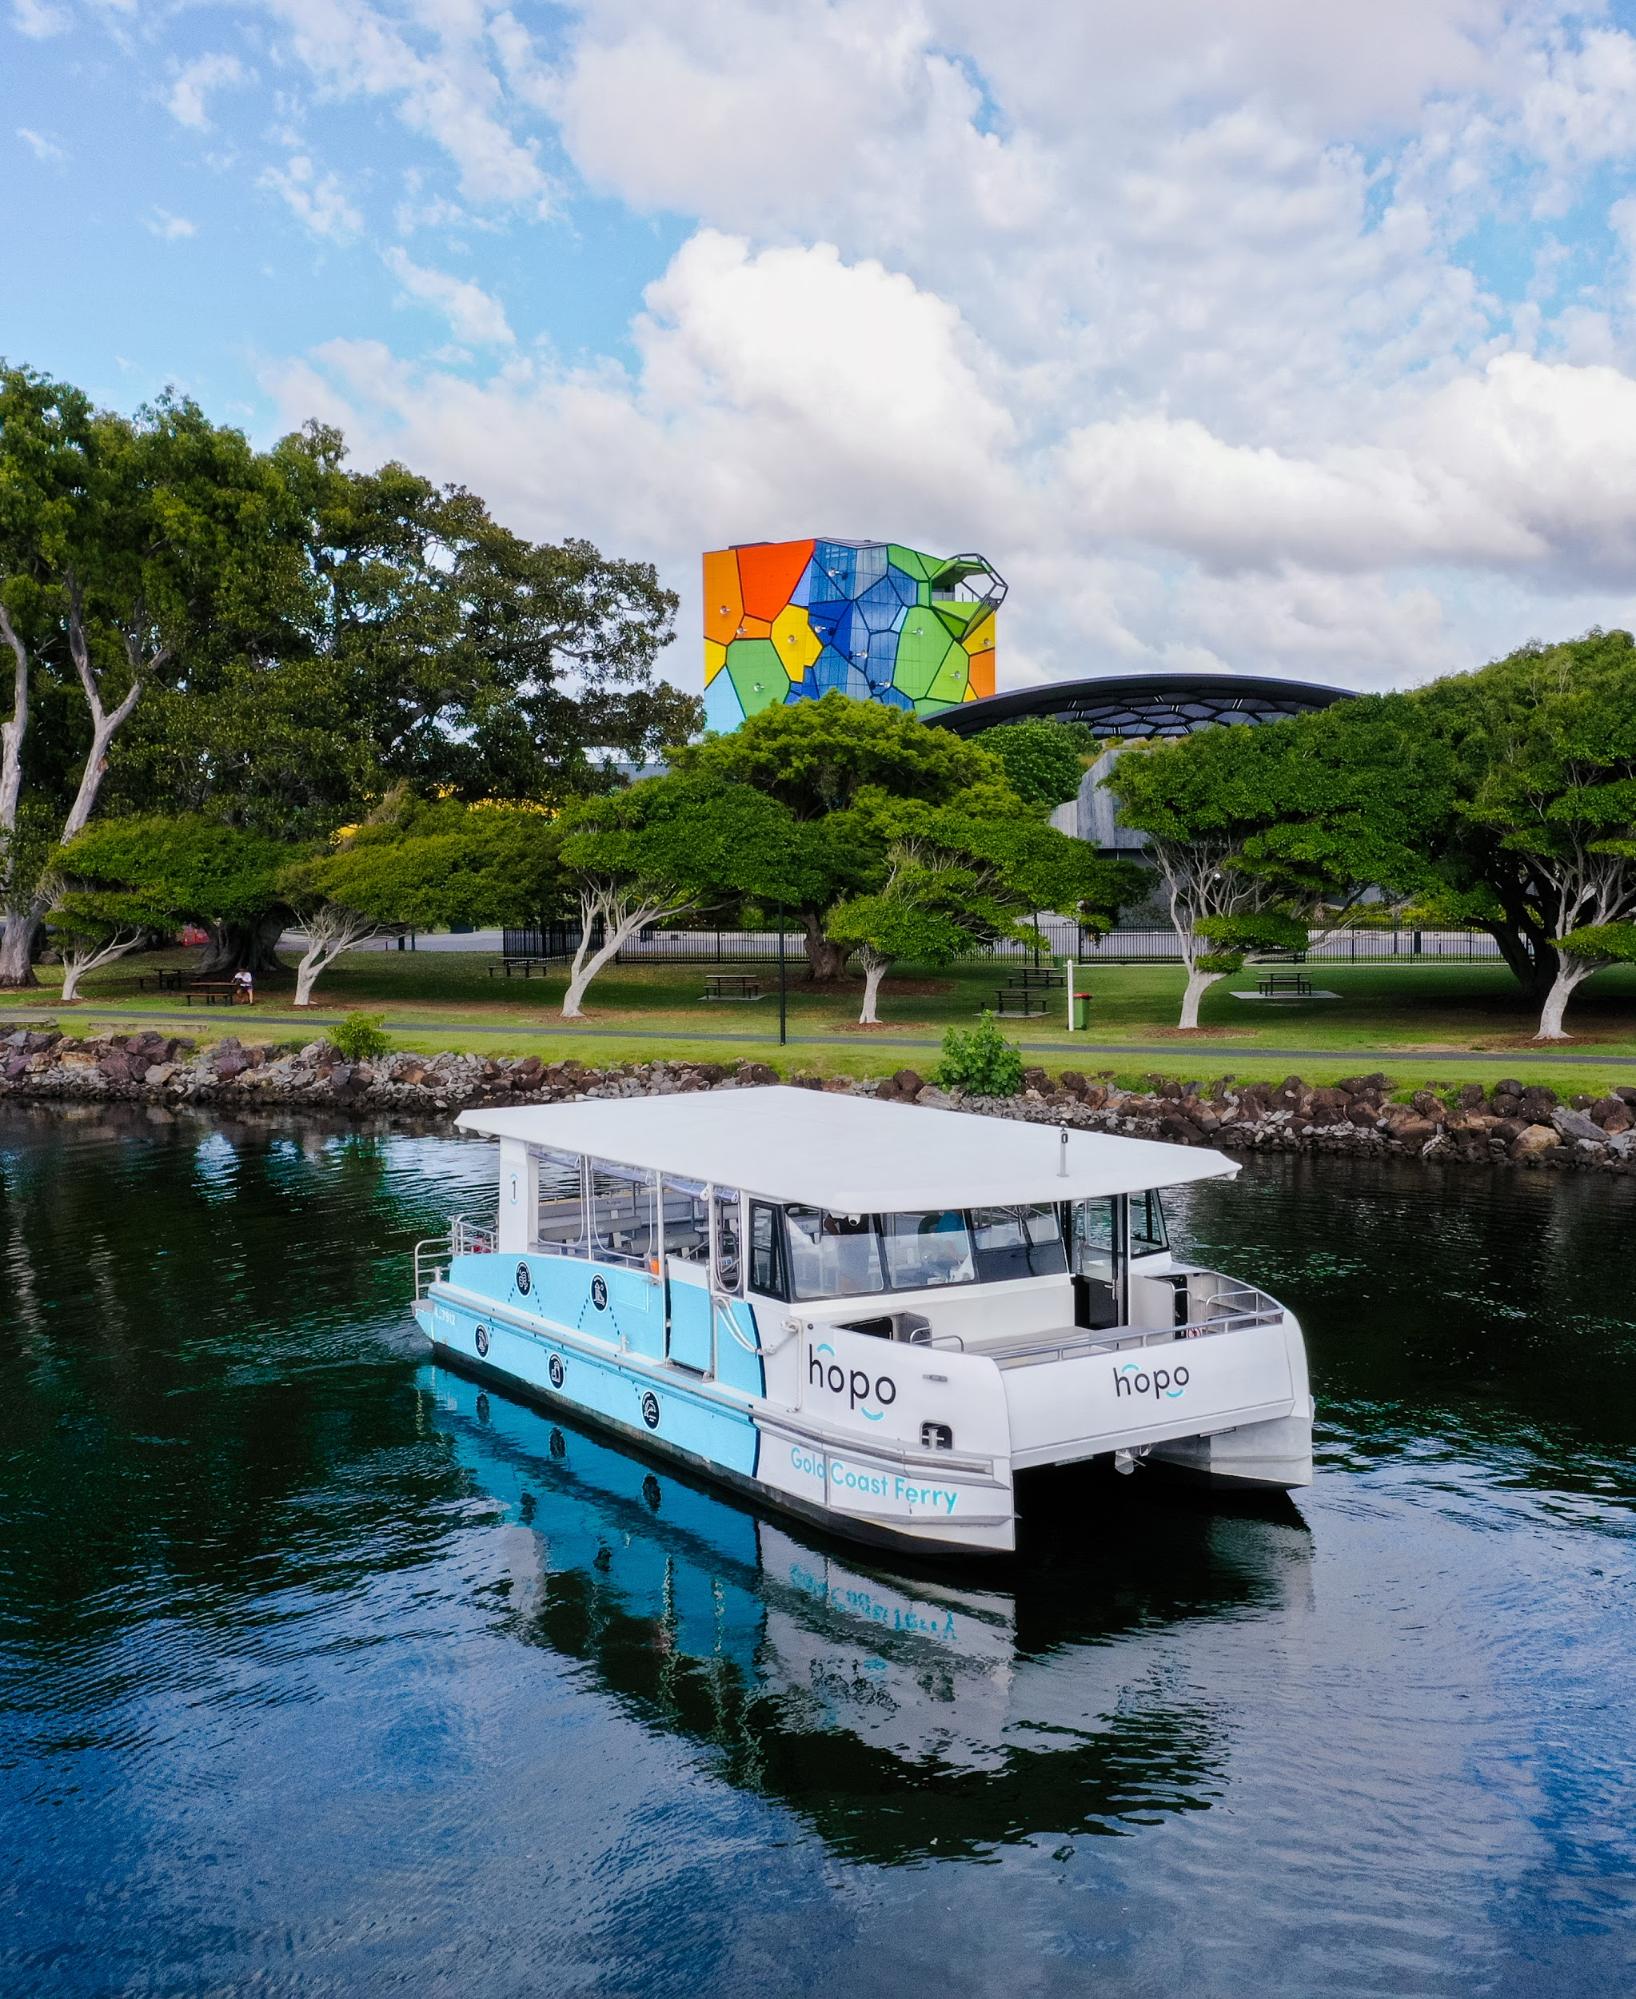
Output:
[7,1001,1633,1071]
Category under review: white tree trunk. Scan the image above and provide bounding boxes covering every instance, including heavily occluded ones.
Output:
[561,915,635,1018]
[0,902,44,987]
[291,908,384,1005]
[59,929,145,1002]
[1534,958,1597,1041]
[858,956,887,1025]
[1178,963,1223,1030]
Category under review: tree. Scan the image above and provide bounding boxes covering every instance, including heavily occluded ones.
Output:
[1,366,304,985]
[555,776,802,1017]
[826,787,1136,1023]
[1435,634,1636,1039]
[977,718,1097,808]
[670,693,1002,978]
[53,816,292,995]
[277,799,565,1006]
[1407,633,1636,1015]
[1107,698,1455,1029]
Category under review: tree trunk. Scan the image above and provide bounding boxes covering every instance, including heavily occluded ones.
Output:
[0,905,42,989]
[858,958,887,1025]
[561,925,630,1018]
[799,907,847,981]
[1178,963,1222,1030]
[293,953,322,1006]
[199,913,287,977]
[1482,918,1556,1005]
[1534,959,1595,1041]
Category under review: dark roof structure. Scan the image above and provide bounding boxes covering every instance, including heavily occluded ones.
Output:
[924,671,1352,740]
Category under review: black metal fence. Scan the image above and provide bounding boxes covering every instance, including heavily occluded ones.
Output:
[503,920,1504,967]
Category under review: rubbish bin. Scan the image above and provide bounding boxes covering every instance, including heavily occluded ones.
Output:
[1072,992,1091,1030]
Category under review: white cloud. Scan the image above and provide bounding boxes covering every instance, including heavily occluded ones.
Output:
[145,207,198,239]
[10,0,68,38]
[257,153,364,241]
[16,125,67,162]
[383,245,514,346]
[263,0,554,213]
[166,52,248,131]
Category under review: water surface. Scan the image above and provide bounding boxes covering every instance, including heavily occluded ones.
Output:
[1,1103,1633,1997]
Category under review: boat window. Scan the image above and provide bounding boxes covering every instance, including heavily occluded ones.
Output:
[589,1159,657,1264]
[785,1207,887,1301]
[1070,1197,1117,1277]
[970,1203,1067,1282]
[880,1210,975,1289]
[533,1148,586,1255]
[748,1200,787,1299]
[1132,1188,1169,1256]
[661,1175,710,1264]
[712,1187,743,1294]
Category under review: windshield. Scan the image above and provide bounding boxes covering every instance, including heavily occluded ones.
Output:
[781,1204,1064,1301]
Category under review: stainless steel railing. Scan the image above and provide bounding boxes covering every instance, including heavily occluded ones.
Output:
[412,1213,496,1300]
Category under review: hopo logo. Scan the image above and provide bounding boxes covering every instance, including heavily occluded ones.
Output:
[809,1342,897,1422]
[1112,1359,1189,1402]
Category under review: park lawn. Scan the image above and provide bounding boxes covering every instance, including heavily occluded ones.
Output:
[3,944,1634,1095]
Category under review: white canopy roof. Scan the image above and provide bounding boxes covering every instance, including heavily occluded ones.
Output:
[457,1086,1236,1211]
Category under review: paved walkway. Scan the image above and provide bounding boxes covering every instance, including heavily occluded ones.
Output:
[7,1002,1633,1071]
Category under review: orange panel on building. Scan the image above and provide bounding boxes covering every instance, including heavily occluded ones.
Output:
[737,538,815,622]
[703,549,743,646]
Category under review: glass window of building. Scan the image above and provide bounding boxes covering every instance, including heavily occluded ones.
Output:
[534,1148,585,1254]
[880,1210,975,1289]
[589,1159,657,1263]
[970,1204,1067,1282]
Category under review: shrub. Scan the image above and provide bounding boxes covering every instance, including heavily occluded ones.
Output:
[935,1011,1024,1096]
[331,1011,391,1062]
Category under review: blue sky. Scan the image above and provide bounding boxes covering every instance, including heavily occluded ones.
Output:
[7,1,1636,695]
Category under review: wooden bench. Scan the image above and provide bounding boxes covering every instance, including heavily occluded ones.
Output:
[1257,971,1313,998]
[703,971,764,1002]
[184,981,247,1006]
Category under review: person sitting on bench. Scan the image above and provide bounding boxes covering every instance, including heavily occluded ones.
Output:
[232,968,255,1004]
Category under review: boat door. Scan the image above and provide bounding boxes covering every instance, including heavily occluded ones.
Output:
[663,1175,715,1372]
[1069,1195,1127,1329]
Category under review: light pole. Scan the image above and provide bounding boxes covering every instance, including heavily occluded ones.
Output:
[777,903,788,1047]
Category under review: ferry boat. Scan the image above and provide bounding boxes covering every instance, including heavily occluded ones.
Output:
[410,1087,1313,1557]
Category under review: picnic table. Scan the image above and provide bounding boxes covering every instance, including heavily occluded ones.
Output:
[1005,966,1067,990]
[703,971,764,1002]
[993,985,1046,1018]
[1257,971,1313,998]
[137,968,186,992]
[487,956,554,979]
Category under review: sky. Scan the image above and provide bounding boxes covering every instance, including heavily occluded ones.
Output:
[7,1,1636,700]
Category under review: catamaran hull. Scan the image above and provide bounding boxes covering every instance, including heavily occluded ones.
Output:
[1145,1404,1315,1488]
[415,1289,1018,1558]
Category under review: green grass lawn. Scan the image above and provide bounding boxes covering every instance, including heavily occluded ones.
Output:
[4,941,1634,1095]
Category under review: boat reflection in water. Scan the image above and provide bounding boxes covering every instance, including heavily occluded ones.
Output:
[425,1364,1312,1862]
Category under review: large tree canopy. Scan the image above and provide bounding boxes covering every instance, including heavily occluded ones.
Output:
[1107,699,1447,1028]
[1405,631,1636,1036]
[0,364,302,983]
[670,693,1005,977]
[2,366,694,982]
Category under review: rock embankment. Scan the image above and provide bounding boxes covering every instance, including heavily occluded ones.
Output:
[3,1027,1635,1174]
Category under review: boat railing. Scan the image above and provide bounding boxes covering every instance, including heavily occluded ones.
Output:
[929,1276,1285,1369]
[413,1213,496,1300]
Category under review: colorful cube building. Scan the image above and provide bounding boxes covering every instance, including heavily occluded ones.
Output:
[702,538,1004,731]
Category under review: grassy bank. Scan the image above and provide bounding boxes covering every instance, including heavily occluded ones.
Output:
[4,944,1634,1098]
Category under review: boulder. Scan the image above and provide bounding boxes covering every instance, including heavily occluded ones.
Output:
[1392,1117,1438,1151]
[1511,1124,1560,1161]
[1550,1106,1603,1145]
[891,1068,924,1101]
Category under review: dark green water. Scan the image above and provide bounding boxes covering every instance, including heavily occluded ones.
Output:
[2,1103,1633,1998]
